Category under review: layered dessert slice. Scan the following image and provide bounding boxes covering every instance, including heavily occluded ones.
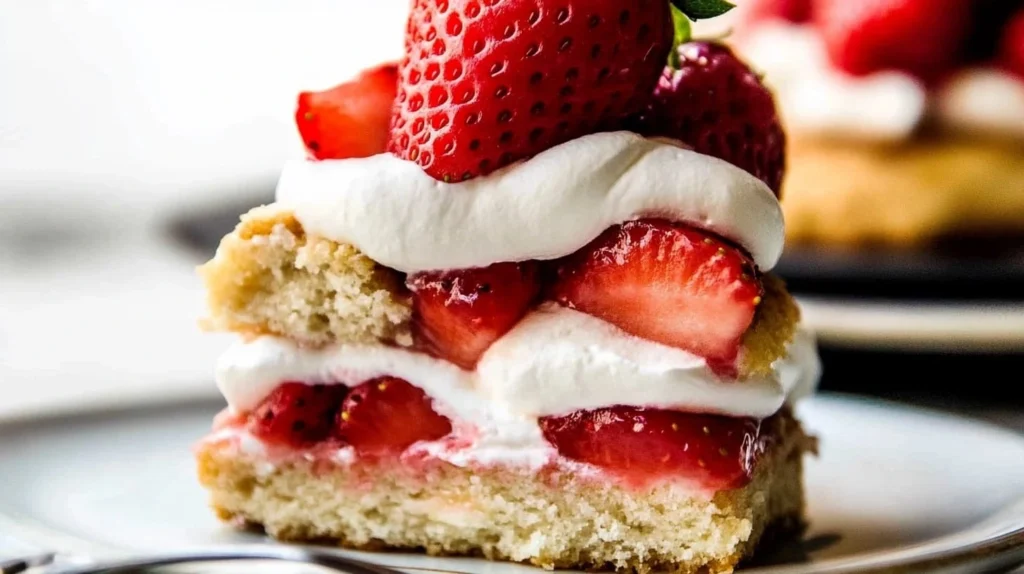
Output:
[196,1,821,572]
[734,0,1024,245]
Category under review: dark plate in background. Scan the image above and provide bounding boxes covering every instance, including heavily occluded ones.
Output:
[776,239,1024,302]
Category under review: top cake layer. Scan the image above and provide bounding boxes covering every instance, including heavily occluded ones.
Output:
[200,204,802,379]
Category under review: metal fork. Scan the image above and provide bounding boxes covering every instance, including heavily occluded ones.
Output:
[0,546,407,574]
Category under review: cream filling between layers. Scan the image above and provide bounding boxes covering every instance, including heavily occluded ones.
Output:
[275,131,785,273]
[216,305,821,468]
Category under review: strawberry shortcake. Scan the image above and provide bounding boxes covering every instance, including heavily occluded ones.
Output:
[195,1,821,572]
[736,0,1024,246]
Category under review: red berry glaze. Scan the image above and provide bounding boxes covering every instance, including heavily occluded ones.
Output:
[551,219,762,376]
[634,42,786,195]
[388,0,673,181]
[408,262,541,369]
[247,383,348,447]
[337,377,452,457]
[813,0,970,83]
[295,63,398,160]
[1002,9,1024,79]
[541,406,772,489]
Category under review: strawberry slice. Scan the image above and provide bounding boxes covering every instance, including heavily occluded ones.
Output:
[336,377,452,456]
[407,262,541,369]
[813,0,971,83]
[295,62,398,160]
[540,406,773,489]
[247,382,348,447]
[550,219,762,376]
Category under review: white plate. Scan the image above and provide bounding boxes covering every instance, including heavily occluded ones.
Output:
[797,297,1024,352]
[0,394,1022,574]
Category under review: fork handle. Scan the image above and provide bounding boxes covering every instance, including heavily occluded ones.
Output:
[0,553,56,574]
[50,546,403,574]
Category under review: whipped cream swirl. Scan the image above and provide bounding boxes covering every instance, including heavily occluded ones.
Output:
[276,131,785,273]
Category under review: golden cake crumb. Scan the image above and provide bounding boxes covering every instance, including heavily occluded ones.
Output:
[741,274,800,379]
[199,205,412,347]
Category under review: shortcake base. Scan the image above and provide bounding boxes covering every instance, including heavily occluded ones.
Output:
[197,413,811,574]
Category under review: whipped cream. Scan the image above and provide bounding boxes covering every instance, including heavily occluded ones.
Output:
[276,132,785,273]
[935,69,1024,139]
[740,21,928,141]
[477,305,819,418]
[217,306,821,468]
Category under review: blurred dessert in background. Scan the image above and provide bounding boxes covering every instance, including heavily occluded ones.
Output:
[735,0,1024,246]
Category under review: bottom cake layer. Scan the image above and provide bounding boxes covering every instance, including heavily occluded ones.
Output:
[196,415,811,574]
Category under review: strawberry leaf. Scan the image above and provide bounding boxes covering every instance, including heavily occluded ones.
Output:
[669,5,692,69]
[670,0,735,20]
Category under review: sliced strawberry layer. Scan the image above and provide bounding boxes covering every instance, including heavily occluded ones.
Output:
[336,377,453,457]
[541,406,775,489]
[247,382,348,447]
[240,381,775,490]
[244,377,452,457]
[295,62,398,160]
[550,219,762,377]
[407,262,541,369]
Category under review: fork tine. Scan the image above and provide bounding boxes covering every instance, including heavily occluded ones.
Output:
[0,552,57,574]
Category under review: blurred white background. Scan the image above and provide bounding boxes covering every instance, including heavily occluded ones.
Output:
[1,0,406,213]
[0,0,407,417]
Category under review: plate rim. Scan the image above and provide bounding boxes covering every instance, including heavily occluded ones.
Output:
[0,393,1022,574]
[796,297,1024,352]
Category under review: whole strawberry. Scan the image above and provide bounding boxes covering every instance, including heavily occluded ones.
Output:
[1002,9,1024,80]
[634,42,786,195]
[813,0,971,83]
[963,1,1024,64]
[388,0,675,181]
[741,0,812,25]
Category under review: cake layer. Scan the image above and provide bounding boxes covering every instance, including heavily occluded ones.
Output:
[784,134,1024,245]
[196,411,811,574]
[201,206,802,379]
[200,205,411,347]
